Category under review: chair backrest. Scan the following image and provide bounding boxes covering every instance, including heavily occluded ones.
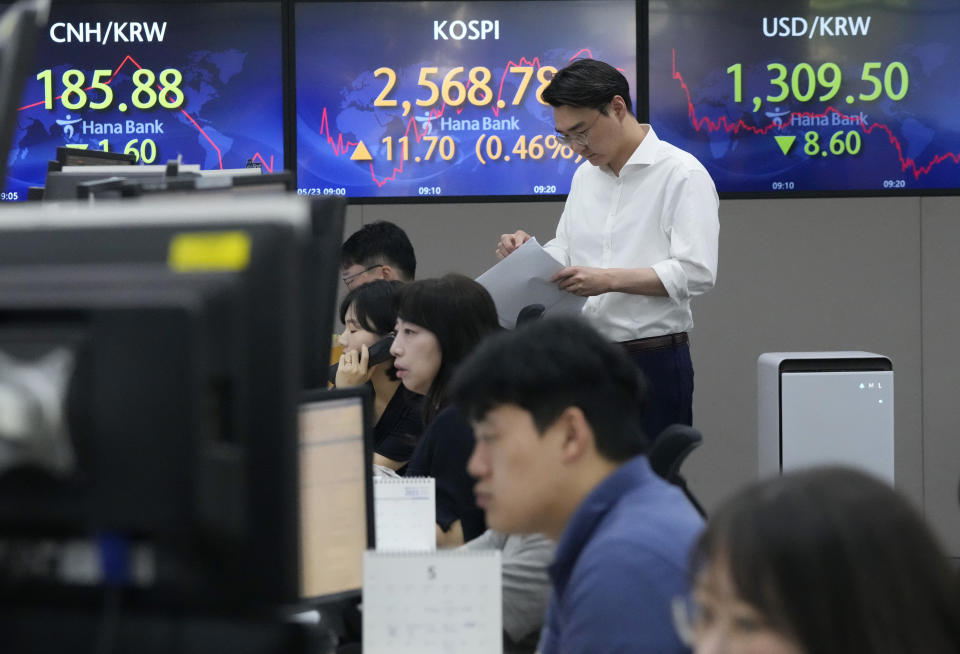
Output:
[648,424,706,517]
[649,424,703,481]
[515,303,545,327]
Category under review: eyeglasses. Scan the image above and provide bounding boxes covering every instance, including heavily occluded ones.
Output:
[556,108,605,147]
[341,264,383,287]
[671,595,698,647]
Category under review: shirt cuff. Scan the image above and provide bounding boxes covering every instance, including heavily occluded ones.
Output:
[651,260,689,301]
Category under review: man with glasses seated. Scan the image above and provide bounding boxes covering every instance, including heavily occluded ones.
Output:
[496,59,719,441]
[337,221,417,388]
[341,220,417,289]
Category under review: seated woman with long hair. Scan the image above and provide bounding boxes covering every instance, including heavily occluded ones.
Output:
[680,466,960,654]
[335,279,422,471]
[389,274,501,547]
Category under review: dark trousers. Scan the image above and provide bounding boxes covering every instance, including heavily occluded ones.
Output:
[625,343,694,443]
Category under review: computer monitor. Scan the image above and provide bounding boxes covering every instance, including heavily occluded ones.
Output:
[70,170,294,200]
[56,146,137,167]
[0,194,344,611]
[0,0,48,193]
[119,171,296,198]
[294,0,638,202]
[41,163,203,200]
[4,0,284,202]
[298,387,374,603]
[41,164,267,200]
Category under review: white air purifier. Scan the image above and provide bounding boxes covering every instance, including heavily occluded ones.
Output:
[758,352,894,483]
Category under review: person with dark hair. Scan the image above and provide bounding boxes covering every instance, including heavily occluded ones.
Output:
[340,220,416,289]
[681,466,960,654]
[389,273,501,547]
[452,315,704,654]
[496,58,719,441]
[335,280,422,470]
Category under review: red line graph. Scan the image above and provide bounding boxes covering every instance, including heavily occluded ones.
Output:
[18,54,269,171]
[670,49,960,179]
[314,51,594,187]
[250,153,274,173]
[316,106,360,157]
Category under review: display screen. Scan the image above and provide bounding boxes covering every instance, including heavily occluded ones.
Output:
[648,0,960,196]
[3,1,284,202]
[295,0,637,201]
[299,394,369,600]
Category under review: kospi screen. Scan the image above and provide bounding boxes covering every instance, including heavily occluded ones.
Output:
[3,1,284,202]
[295,0,638,202]
[647,1,960,196]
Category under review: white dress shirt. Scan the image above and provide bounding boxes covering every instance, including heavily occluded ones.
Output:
[543,126,719,342]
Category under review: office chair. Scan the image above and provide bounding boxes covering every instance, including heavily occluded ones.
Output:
[648,424,706,517]
[515,303,546,327]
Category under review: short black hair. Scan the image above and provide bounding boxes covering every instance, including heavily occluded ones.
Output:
[341,220,416,280]
[395,274,501,420]
[451,316,648,462]
[692,466,960,654]
[541,58,633,115]
[338,279,404,336]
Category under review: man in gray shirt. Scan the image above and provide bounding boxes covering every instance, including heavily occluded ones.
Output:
[463,530,555,654]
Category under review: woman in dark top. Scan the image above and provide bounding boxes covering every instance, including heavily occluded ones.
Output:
[389,274,501,547]
[335,280,422,470]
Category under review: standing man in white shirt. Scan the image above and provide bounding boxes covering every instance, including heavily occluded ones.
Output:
[496,59,719,441]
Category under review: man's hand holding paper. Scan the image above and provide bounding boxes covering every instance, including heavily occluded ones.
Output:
[477,237,587,328]
[551,266,614,297]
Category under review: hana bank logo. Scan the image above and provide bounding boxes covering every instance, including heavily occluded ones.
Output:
[56,114,83,140]
[414,112,435,134]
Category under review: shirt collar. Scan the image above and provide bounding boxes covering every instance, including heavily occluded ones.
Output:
[548,455,656,595]
[598,124,660,176]
[625,124,660,167]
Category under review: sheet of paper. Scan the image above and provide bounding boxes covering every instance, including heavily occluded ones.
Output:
[374,476,436,552]
[476,237,587,328]
[373,463,401,478]
[363,549,502,654]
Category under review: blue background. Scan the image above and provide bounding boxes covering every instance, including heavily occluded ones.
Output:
[4,2,284,201]
[295,1,636,200]
[648,1,960,194]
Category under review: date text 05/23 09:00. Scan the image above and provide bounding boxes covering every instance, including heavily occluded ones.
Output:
[297,185,559,196]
